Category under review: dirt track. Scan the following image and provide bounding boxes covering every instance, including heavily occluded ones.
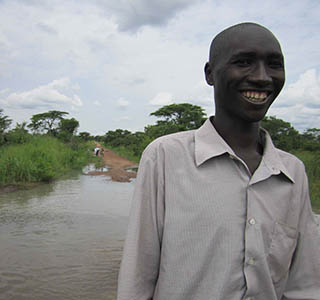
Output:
[88,146,138,182]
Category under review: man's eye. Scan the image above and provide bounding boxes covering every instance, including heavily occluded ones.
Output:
[234,59,251,67]
[269,60,283,68]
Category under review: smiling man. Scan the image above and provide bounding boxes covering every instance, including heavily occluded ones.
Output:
[117,23,320,300]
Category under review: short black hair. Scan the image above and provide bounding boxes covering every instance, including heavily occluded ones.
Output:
[209,22,280,64]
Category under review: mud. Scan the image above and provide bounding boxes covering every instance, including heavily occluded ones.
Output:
[88,146,138,182]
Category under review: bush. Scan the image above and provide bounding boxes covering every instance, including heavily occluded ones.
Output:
[0,135,92,185]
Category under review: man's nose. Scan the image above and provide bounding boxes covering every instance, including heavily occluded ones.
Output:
[248,62,272,85]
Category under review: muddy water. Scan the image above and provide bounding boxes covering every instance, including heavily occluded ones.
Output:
[0,173,134,300]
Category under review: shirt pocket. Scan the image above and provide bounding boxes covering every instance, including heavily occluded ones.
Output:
[267,221,298,284]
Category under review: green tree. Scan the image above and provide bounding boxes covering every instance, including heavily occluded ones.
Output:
[78,132,92,141]
[58,118,79,135]
[57,118,79,142]
[28,110,68,135]
[0,109,12,134]
[6,122,31,144]
[130,131,152,156]
[261,116,300,151]
[0,109,12,145]
[94,135,105,142]
[300,128,320,151]
[104,129,151,160]
[150,103,206,129]
[144,122,180,139]
[104,129,133,147]
[146,103,206,139]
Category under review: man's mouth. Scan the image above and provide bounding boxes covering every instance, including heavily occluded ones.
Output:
[241,91,270,103]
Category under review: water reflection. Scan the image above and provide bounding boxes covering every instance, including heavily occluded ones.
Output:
[82,164,109,174]
[0,174,134,300]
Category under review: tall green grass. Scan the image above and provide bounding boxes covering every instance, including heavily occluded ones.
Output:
[293,151,320,213]
[0,135,92,185]
[104,144,141,163]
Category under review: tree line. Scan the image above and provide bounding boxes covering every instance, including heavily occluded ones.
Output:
[2,103,320,156]
[0,109,91,146]
[99,103,320,160]
[0,109,99,186]
[97,103,320,212]
[1,104,320,211]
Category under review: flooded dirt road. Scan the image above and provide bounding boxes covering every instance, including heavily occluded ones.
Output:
[0,173,134,300]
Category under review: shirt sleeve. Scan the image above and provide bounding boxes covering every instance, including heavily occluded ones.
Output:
[117,146,164,300]
[282,172,320,300]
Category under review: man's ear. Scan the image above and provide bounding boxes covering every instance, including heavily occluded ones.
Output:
[204,62,214,86]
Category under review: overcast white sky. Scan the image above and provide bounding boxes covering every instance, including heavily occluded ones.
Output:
[0,0,319,135]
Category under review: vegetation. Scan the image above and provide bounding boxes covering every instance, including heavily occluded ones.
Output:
[0,110,98,188]
[0,135,92,185]
[293,151,320,213]
[103,103,205,161]
[103,129,151,163]
[145,103,206,139]
[0,103,320,212]
[100,104,320,212]
[27,110,68,135]
[0,109,12,146]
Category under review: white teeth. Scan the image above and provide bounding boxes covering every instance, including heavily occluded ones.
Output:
[242,91,268,101]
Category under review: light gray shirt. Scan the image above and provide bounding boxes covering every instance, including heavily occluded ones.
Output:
[117,118,320,300]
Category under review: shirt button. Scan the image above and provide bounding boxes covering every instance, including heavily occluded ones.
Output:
[245,297,253,300]
[248,218,256,225]
[248,257,255,265]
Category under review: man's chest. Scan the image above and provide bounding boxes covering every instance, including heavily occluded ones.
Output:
[162,154,299,251]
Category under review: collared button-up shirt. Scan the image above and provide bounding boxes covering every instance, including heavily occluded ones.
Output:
[117,118,320,300]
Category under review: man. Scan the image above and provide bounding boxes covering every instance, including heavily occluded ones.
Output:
[94,146,100,156]
[117,23,320,300]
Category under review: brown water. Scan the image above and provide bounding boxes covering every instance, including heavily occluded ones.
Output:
[0,173,134,300]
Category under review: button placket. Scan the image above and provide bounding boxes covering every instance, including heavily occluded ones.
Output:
[244,184,259,299]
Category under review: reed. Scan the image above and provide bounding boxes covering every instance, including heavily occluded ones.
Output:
[0,135,92,185]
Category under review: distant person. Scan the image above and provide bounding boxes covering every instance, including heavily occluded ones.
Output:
[117,22,320,300]
[94,147,100,156]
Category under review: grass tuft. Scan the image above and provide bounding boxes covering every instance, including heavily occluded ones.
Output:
[0,136,94,185]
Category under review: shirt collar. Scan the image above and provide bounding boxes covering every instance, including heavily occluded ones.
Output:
[260,128,295,183]
[195,118,295,183]
[195,118,235,166]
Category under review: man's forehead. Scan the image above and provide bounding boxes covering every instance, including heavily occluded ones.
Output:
[230,49,283,58]
[227,26,280,46]
[219,27,282,57]
[209,23,283,65]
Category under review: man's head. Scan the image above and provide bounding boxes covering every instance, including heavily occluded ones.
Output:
[205,22,285,123]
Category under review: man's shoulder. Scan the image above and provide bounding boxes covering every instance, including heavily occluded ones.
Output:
[274,147,306,176]
[262,128,305,172]
[275,147,303,164]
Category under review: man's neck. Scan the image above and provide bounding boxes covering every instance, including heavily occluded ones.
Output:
[210,115,263,174]
[211,116,261,151]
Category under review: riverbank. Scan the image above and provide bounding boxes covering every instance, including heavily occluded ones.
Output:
[87,146,138,182]
[0,136,95,193]
[0,182,44,194]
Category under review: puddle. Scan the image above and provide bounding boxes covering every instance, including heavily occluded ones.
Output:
[125,167,138,173]
[82,164,109,174]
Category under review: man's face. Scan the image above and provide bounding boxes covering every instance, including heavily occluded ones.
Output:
[206,26,285,123]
